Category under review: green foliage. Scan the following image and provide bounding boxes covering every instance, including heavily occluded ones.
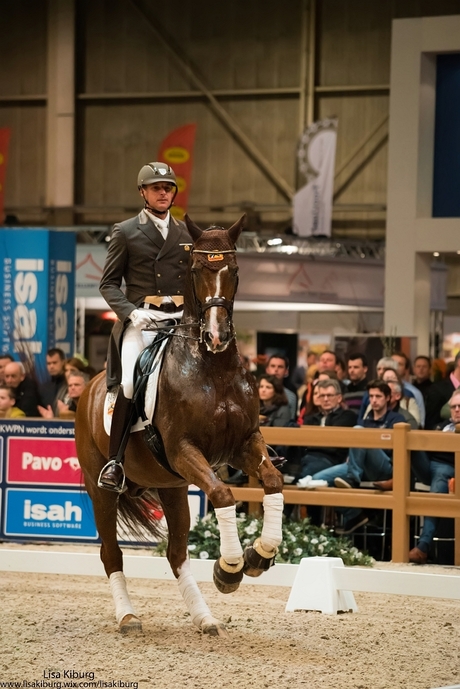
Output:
[154,511,374,567]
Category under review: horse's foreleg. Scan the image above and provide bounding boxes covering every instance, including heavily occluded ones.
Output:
[158,487,228,638]
[240,433,284,577]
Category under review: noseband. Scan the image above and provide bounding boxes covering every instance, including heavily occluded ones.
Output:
[191,248,238,344]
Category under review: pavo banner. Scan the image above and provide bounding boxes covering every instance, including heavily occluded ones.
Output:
[293,118,337,237]
[158,123,197,220]
[0,127,11,223]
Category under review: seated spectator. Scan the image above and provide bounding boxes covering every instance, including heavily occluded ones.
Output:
[408,389,460,564]
[358,358,420,424]
[0,353,14,385]
[381,368,420,428]
[4,361,41,417]
[412,355,433,401]
[265,354,297,421]
[342,353,369,413]
[0,385,26,418]
[258,374,291,427]
[391,351,425,427]
[335,357,349,385]
[38,372,89,420]
[312,380,406,534]
[39,348,67,414]
[298,370,341,422]
[425,351,460,430]
[296,379,357,480]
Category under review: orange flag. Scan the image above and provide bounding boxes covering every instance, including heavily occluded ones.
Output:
[0,127,11,223]
[158,123,197,220]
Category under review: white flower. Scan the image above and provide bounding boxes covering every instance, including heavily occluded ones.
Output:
[199,551,210,559]
[319,535,327,542]
[294,548,303,556]
[188,544,197,551]
[204,530,212,538]
[317,544,324,553]
[311,538,318,545]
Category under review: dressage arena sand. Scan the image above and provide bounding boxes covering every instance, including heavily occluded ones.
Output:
[1,543,460,689]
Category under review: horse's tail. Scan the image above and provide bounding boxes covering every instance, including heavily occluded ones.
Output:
[117,490,166,544]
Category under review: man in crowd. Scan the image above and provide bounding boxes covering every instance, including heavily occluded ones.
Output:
[39,348,67,414]
[343,353,368,413]
[265,354,297,421]
[408,389,460,564]
[412,355,433,401]
[425,351,460,430]
[391,351,425,427]
[0,353,14,385]
[4,361,41,417]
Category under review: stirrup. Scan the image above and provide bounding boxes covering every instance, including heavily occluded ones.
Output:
[97,459,126,494]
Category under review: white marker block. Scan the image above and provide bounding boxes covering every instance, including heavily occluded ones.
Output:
[285,557,357,615]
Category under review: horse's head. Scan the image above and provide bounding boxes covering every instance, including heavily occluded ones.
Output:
[184,214,245,353]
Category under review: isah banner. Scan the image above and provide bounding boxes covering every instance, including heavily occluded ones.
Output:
[0,127,11,222]
[158,123,197,220]
[0,229,76,382]
[293,117,338,237]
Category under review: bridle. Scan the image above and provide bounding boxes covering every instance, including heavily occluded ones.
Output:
[190,248,238,344]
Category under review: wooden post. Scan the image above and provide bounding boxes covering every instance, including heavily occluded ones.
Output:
[392,423,411,562]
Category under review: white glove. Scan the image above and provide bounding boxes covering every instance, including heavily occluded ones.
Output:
[129,309,155,330]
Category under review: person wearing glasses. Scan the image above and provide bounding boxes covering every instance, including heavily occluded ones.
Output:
[407,389,460,564]
[97,162,192,492]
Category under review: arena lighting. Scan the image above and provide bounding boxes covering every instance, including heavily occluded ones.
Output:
[233,300,382,312]
[266,237,283,246]
[433,252,440,257]
[278,244,299,254]
[101,311,117,321]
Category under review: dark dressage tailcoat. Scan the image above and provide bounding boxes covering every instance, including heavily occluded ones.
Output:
[100,209,192,388]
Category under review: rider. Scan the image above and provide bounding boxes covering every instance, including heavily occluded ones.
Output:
[98,162,192,492]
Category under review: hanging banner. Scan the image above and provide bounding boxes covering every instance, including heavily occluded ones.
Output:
[158,123,197,220]
[0,127,11,223]
[293,117,337,237]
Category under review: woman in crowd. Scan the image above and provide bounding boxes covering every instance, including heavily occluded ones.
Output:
[258,374,291,427]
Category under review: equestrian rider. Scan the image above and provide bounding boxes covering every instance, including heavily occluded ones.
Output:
[98,162,192,492]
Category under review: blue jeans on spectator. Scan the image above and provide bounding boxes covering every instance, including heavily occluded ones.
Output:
[298,453,335,479]
[410,451,454,554]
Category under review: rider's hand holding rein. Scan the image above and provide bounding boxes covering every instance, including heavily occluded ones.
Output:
[129,309,156,330]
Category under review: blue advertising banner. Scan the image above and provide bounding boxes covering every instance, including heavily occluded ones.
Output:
[0,229,76,382]
[4,488,98,540]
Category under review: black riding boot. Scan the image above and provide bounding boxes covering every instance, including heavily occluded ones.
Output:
[98,389,133,493]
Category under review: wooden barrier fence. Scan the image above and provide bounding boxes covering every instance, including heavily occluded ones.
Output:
[229,423,460,564]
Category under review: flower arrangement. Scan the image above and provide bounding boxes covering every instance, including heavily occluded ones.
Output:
[154,511,374,567]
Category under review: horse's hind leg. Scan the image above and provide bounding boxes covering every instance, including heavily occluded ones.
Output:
[82,462,142,635]
[158,486,229,638]
[239,432,284,577]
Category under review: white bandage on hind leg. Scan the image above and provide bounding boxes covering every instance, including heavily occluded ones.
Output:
[215,505,243,564]
[261,493,284,552]
[109,571,136,624]
[178,561,213,629]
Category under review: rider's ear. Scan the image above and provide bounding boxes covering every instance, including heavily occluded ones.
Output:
[228,214,246,245]
[184,214,203,241]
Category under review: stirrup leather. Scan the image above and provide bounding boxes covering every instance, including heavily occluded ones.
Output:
[98,459,126,494]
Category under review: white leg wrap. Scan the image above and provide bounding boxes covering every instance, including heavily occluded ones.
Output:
[177,561,213,629]
[261,493,284,552]
[109,572,136,625]
[215,505,243,564]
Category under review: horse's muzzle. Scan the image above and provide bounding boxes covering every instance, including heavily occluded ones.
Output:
[203,328,232,353]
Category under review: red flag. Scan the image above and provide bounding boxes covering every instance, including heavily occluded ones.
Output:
[158,124,197,220]
[0,128,11,222]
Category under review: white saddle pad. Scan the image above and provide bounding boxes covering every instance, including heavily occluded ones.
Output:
[103,336,169,436]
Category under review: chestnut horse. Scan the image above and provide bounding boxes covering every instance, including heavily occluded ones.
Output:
[75,215,284,637]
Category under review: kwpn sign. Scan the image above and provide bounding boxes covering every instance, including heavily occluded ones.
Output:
[6,437,81,486]
[4,488,98,539]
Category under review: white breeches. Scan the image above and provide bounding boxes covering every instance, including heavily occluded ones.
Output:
[121,308,182,398]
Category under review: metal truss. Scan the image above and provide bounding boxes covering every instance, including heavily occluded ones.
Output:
[236,234,385,261]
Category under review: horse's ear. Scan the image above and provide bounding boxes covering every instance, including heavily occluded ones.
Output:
[227,214,246,245]
[184,214,203,241]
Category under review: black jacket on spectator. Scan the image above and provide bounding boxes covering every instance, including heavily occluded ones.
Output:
[343,378,368,413]
[39,373,66,410]
[302,406,358,465]
[14,376,42,417]
[425,378,455,430]
[428,419,457,466]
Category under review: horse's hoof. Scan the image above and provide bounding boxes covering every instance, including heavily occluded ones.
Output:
[202,621,229,638]
[119,614,143,634]
[243,538,277,578]
[213,557,244,594]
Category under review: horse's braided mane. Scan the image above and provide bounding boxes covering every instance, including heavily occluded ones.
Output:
[193,227,237,271]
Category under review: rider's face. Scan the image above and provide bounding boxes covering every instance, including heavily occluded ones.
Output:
[140,182,176,217]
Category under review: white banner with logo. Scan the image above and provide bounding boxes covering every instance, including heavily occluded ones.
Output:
[293,117,337,237]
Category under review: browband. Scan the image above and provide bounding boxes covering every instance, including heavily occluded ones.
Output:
[192,249,237,254]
